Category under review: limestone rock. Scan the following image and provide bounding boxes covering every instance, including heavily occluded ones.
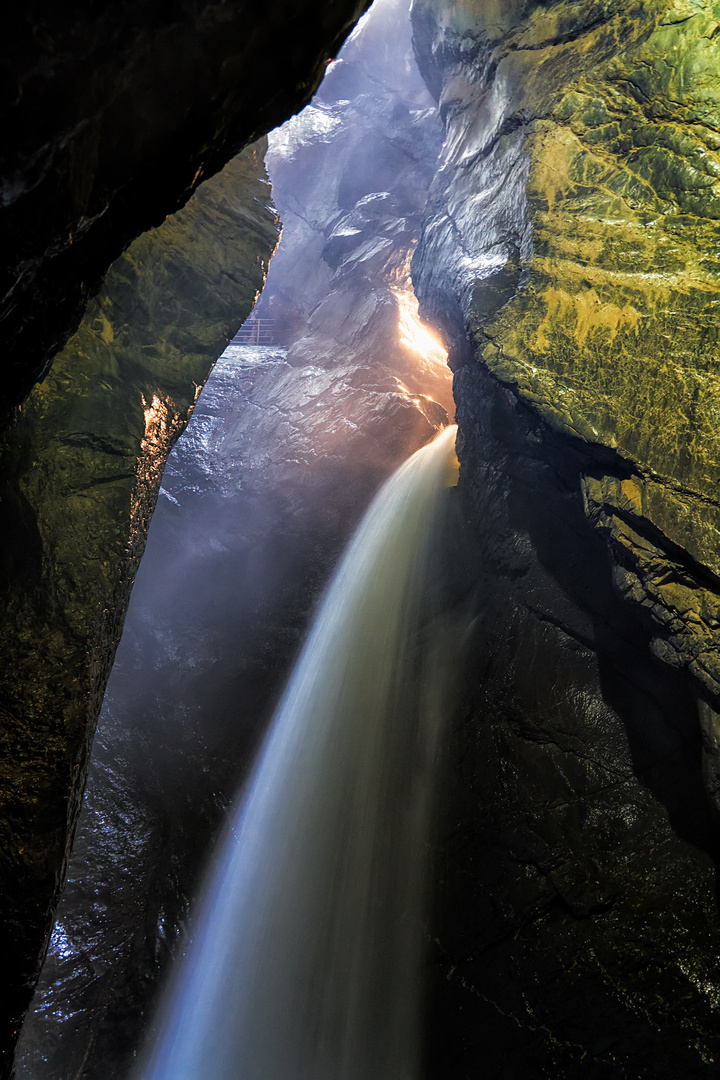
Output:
[0,143,278,1076]
[0,0,372,428]
[410,0,720,1071]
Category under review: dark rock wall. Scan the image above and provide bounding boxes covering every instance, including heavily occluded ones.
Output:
[410,0,720,1073]
[429,365,720,1077]
[0,143,279,1077]
[15,3,453,1074]
[0,0,372,428]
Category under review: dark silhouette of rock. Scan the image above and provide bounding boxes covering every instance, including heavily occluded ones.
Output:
[15,3,452,1074]
[0,0,372,429]
[0,145,279,1078]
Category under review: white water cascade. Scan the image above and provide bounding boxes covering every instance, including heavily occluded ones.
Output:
[137,424,460,1080]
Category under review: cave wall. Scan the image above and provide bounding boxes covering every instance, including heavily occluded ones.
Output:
[0,0,372,428]
[0,4,380,1072]
[0,142,279,1077]
[7,0,720,1075]
[413,0,720,708]
[410,0,720,1073]
[256,0,453,416]
[13,3,454,1073]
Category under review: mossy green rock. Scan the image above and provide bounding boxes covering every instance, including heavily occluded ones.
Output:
[411,0,720,1074]
[414,0,720,695]
[0,144,278,1074]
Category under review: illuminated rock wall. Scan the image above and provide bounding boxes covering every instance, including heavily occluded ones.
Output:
[258,0,453,417]
[0,0,372,428]
[414,0,720,704]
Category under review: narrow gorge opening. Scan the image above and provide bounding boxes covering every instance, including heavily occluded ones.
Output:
[6,1,720,1078]
[15,1,464,1076]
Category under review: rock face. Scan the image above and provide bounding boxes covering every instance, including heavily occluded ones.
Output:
[15,340,445,1080]
[413,0,720,706]
[410,0,720,1073]
[14,3,452,1074]
[256,0,453,417]
[0,0,372,428]
[0,144,279,1078]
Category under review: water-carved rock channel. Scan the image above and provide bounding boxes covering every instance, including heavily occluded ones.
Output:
[6,0,720,1077]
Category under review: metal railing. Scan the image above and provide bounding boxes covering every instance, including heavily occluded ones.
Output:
[230,318,275,345]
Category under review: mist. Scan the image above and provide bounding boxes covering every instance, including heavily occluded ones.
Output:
[16,0,456,1075]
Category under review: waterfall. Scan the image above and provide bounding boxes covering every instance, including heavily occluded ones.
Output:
[137,424,459,1080]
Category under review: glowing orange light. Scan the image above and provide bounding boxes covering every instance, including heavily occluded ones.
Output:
[141,393,170,453]
[392,285,448,367]
[130,392,181,539]
[445,441,460,487]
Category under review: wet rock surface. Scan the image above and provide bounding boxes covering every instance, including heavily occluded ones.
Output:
[409,0,720,1073]
[426,365,720,1077]
[0,0,372,428]
[412,0,720,699]
[256,0,453,417]
[0,146,279,1077]
[15,3,452,1074]
[16,337,447,1079]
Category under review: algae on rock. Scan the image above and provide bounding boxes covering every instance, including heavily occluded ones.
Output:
[0,143,279,1074]
[410,0,720,1073]
[413,0,720,698]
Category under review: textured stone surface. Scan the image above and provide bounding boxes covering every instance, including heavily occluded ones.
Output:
[256,0,453,416]
[14,4,453,1072]
[0,144,278,1077]
[426,364,720,1077]
[15,342,446,1080]
[0,0,371,428]
[410,0,720,1073]
[413,0,720,701]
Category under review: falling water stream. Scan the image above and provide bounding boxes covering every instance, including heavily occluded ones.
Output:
[136,423,459,1080]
